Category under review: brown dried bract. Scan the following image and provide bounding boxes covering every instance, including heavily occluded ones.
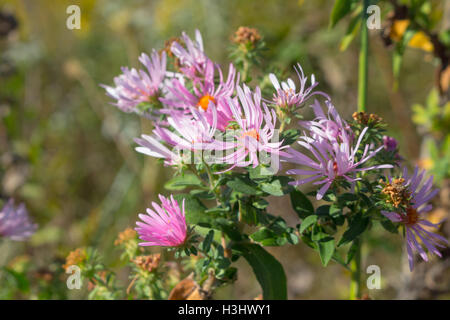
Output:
[63,248,87,271]
[232,26,261,45]
[352,111,383,126]
[168,276,206,300]
[132,253,161,272]
[114,227,137,246]
[380,178,410,208]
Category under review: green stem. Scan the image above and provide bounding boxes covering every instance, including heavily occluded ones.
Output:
[349,238,362,300]
[358,0,369,112]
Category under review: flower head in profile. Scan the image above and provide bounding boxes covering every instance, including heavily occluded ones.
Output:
[381,166,448,271]
[300,100,353,144]
[0,199,37,241]
[101,50,167,113]
[135,195,187,247]
[171,30,209,78]
[218,85,288,170]
[285,125,392,200]
[269,63,329,110]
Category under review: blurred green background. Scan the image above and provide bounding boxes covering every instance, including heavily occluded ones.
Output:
[0,0,448,299]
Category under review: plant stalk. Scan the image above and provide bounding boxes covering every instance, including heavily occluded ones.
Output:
[349,238,362,299]
[358,0,369,112]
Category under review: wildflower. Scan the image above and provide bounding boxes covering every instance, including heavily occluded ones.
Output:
[63,248,87,271]
[135,195,187,247]
[135,105,223,165]
[269,64,329,110]
[380,177,410,208]
[0,199,37,241]
[300,100,353,143]
[232,26,262,46]
[383,135,398,152]
[170,30,209,78]
[285,126,392,200]
[132,253,161,272]
[381,166,448,271]
[101,50,167,113]
[161,60,238,130]
[218,85,288,170]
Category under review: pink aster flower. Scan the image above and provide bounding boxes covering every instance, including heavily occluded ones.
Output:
[0,199,37,241]
[381,166,448,271]
[268,63,329,110]
[135,195,187,247]
[218,85,288,170]
[285,126,392,200]
[171,29,209,78]
[135,105,224,165]
[161,60,238,131]
[101,50,167,113]
[300,100,353,144]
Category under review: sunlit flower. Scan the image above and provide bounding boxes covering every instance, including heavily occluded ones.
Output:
[0,199,37,241]
[101,50,167,113]
[218,85,288,170]
[381,166,448,271]
[161,60,238,130]
[269,63,329,110]
[285,126,392,200]
[135,105,223,165]
[136,195,187,247]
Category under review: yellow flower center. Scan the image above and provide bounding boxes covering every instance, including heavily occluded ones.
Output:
[197,95,216,111]
[241,129,260,141]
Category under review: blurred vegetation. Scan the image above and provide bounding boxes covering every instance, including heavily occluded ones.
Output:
[0,0,448,299]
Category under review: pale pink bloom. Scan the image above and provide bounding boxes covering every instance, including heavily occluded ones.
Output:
[136,195,187,247]
[381,166,448,271]
[101,50,167,113]
[218,85,288,170]
[134,105,224,165]
[0,199,37,241]
[268,63,329,110]
[171,29,209,78]
[285,126,392,200]
[300,100,353,144]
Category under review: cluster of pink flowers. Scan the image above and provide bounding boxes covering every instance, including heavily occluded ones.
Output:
[284,100,393,200]
[102,30,446,273]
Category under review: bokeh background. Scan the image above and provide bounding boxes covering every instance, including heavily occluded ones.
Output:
[0,0,448,299]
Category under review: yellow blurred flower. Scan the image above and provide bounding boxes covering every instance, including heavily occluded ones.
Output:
[390,19,434,52]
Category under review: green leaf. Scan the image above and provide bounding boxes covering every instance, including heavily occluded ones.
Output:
[340,14,361,51]
[318,238,335,267]
[232,243,287,300]
[172,193,210,226]
[330,0,354,28]
[290,189,314,219]
[338,214,370,247]
[202,230,215,253]
[299,215,318,234]
[260,176,293,196]
[280,129,301,146]
[226,177,259,195]
[164,174,203,190]
[380,218,398,234]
